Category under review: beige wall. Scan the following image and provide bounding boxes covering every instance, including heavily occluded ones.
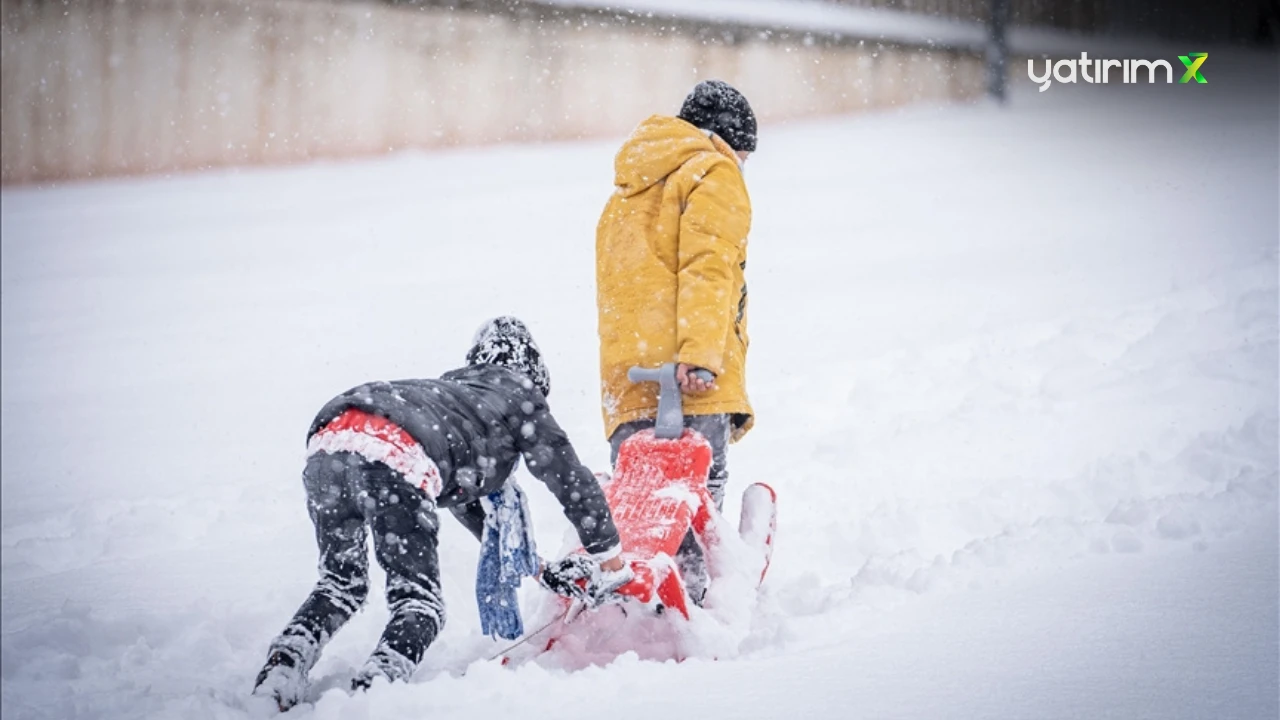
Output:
[0,0,986,184]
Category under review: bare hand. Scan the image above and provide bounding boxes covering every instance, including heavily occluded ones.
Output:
[600,555,626,572]
[676,363,716,394]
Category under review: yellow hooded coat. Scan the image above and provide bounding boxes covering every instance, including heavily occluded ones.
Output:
[596,115,753,443]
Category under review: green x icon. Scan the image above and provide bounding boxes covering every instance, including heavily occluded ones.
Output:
[1178,53,1208,84]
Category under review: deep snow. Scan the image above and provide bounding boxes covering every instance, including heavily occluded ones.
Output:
[2,50,1277,720]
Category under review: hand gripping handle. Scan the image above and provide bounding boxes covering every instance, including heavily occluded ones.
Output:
[626,364,715,439]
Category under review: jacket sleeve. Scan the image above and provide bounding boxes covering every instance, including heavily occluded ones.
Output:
[516,395,622,557]
[675,160,751,375]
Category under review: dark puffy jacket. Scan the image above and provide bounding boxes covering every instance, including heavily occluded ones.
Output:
[308,364,619,555]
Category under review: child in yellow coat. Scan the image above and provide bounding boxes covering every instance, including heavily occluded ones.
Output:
[595,80,757,603]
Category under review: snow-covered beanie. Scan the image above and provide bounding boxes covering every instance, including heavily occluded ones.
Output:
[465,316,551,398]
[677,80,757,153]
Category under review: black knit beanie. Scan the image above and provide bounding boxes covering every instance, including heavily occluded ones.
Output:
[677,80,757,153]
[465,316,551,398]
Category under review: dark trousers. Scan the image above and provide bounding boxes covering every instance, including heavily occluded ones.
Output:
[609,413,730,602]
[268,451,445,682]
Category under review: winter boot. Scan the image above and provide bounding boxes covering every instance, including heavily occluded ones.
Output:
[253,649,306,711]
[350,645,415,692]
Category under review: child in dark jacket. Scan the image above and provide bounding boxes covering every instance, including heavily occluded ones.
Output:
[253,317,629,709]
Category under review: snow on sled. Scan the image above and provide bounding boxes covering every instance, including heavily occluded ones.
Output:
[503,364,776,668]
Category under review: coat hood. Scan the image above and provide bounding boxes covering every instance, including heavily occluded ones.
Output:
[613,115,734,198]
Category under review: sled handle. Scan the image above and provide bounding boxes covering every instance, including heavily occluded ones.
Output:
[626,364,715,439]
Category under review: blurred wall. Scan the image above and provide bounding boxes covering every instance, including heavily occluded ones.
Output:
[0,0,986,184]
[833,0,1275,40]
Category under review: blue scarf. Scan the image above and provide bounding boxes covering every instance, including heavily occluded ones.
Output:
[476,479,539,640]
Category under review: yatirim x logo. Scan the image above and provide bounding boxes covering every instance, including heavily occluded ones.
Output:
[1178,53,1208,84]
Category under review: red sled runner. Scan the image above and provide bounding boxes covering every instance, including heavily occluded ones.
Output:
[504,364,776,667]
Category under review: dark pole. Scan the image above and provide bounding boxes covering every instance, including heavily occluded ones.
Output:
[987,0,1010,103]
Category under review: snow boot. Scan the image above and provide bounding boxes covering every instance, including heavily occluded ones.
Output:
[253,649,306,712]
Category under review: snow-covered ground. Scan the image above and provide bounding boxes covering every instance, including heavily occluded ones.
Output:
[3,50,1277,720]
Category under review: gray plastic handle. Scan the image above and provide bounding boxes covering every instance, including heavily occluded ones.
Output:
[626,364,715,439]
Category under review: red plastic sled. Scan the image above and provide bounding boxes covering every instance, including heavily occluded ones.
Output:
[503,364,775,667]
[604,426,716,620]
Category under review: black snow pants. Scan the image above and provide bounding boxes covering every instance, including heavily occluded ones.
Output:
[267,451,445,682]
[609,413,730,604]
